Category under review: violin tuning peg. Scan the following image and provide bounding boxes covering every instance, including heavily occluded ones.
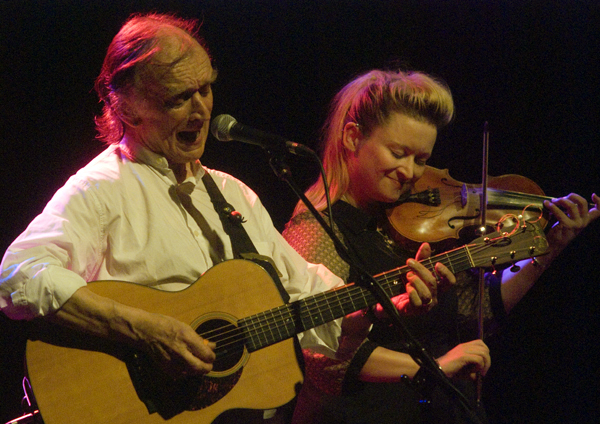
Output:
[431,189,441,206]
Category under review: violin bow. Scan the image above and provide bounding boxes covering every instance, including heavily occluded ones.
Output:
[476,122,490,406]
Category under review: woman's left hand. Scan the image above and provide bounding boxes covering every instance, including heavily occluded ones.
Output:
[544,193,600,256]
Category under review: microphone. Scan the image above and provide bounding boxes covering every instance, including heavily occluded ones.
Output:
[210,114,315,157]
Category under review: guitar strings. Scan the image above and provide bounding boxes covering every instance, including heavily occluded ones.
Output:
[200,239,518,356]
[198,235,531,360]
[203,252,477,357]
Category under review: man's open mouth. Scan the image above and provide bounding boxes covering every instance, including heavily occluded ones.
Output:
[177,131,199,144]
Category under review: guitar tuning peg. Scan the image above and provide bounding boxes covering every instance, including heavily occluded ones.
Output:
[531,257,539,266]
[491,256,498,264]
[490,256,497,275]
[508,249,521,272]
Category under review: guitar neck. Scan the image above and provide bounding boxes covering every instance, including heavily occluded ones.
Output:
[240,242,476,352]
[240,221,548,353]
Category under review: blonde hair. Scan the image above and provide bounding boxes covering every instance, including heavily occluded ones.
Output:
[293,69,454,216]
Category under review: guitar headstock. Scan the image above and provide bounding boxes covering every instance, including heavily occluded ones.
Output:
[467,221,549,270]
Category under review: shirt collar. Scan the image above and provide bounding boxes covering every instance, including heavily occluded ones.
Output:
[118,138,205,187]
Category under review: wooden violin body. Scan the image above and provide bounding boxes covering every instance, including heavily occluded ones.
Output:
[386,166,551,253]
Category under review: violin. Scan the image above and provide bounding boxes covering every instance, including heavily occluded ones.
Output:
[385,166,555,253]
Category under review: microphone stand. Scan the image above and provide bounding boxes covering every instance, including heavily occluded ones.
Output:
[264,146,484,424]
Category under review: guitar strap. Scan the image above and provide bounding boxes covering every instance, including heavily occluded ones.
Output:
[201,172,290,303]
[201,173,258,258]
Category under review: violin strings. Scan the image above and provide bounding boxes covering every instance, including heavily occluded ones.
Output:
[488,188,552,204]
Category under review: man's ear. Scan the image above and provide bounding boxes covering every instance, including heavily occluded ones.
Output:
[111,90,142,127]
[119,99,142,127]
[342,122,362,152]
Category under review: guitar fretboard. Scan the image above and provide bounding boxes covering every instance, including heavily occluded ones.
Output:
[240,245,473,352]
[237,222,545,353]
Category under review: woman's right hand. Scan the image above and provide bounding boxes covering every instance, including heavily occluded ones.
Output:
[437,339,491,380]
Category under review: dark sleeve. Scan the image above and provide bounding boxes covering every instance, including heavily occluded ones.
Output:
[340,340,379,395]
[487,270,507,324]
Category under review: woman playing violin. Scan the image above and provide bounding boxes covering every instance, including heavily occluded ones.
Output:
[282,69,600,424]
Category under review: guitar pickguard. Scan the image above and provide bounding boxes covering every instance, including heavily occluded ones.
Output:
[126,313,250,419]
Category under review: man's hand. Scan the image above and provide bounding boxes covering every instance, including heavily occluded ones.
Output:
[404,242,456,310]
[133,312,216,378]
[53,287,216,379]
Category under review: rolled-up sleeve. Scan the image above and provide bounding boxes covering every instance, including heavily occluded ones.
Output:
[0,178,104,319]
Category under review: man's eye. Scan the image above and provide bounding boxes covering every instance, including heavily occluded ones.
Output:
[165,100,183,108]
[166,95,189,108]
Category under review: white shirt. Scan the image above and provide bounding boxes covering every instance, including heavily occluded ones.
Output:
[0,140,344,357]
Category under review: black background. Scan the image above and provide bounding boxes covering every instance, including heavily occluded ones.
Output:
[1,1,599,423]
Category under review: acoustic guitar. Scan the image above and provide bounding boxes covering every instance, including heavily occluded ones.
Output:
[25,222,548,424]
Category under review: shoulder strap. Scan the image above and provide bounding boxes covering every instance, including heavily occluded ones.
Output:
[201,172,258,258]
[201,172,290,303]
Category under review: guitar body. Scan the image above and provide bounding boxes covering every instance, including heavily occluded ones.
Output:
[25,260,303,424]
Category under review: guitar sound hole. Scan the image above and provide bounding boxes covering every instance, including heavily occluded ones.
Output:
[196,318,245,373]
